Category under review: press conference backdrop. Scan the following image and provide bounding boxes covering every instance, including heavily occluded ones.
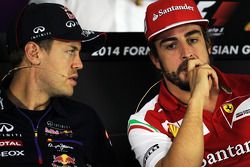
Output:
[0,0,249,167]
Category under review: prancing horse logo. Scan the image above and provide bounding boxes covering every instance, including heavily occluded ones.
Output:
[223,103,234,113]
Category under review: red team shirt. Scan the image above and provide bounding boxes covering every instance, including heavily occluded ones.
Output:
[128,67,250,167]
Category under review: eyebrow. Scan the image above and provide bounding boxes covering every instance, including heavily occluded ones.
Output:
[159,29,202,46]
[184,30,202,37]
[68,45,81,51]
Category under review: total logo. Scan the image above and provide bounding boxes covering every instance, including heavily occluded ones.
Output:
[0,140,23,147]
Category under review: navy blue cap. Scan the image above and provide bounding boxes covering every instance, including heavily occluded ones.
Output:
[8,3,106,53]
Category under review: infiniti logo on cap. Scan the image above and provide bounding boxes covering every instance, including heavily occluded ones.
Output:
[33,26,45,34]
[66,21,76,28]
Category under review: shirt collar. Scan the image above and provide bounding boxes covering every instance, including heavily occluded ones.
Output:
[51,98,68,117]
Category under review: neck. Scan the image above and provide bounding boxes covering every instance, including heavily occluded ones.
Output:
[165,80,219,112]
[164,80,191,104]
[8,70,50,110]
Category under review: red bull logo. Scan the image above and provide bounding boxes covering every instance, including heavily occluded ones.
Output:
[52,154,77,167]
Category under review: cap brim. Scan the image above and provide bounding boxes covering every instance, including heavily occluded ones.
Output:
[52,30,107,53]
[148,19,209,41]
[81,31,107,53]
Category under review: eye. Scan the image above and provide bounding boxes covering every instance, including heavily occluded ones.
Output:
[162,42,177,50]
[187,38,198,45]
[66,49,76,56]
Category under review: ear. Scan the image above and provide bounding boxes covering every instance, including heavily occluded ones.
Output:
[24,42,41,65]
[149,52,161,70]
[208,46,211,55]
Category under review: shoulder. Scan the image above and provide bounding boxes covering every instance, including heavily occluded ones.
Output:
[225,73,250,81]
[216,66,250,82]
[128,95,160,133]
[216,68,250,92]
[223,72,250,89]
[130,94,159,120]
[128,94,172,167]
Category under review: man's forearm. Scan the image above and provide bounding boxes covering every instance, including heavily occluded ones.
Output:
[156,97,204,167]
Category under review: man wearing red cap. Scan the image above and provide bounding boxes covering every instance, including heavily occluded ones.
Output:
[128,0,250,167]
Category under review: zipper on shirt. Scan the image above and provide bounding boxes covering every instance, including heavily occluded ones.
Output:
[17,107,52,165]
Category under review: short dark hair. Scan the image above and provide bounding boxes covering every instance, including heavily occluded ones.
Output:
[9,39,53,67]
[148,26,212,57]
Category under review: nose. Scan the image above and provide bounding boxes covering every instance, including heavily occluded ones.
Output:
[72,54,83,70]
[180,42,194,60]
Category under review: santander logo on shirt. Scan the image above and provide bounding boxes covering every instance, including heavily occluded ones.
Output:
[202,95,250,166]
[202,140,250,166]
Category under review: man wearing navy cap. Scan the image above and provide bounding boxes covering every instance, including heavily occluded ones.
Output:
[128,0,250,167]
[0,3,115,167]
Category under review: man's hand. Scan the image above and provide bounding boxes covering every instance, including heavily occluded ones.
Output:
[187,59,219,100]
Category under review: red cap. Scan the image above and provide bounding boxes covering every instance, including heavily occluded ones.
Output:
[145,0,208,41]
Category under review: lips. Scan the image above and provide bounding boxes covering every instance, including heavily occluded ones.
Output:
[68,74,78,80]
[68,74,78,86]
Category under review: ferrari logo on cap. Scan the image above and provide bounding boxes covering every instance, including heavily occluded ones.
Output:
[223,103,234,113]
